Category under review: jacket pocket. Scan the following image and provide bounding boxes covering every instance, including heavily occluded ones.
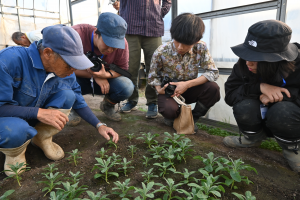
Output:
[13,79,37,106]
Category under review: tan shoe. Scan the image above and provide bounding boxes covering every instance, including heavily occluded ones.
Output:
[32,108,71,161]
[0,139,31,176]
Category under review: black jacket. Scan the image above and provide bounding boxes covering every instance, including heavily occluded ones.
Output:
[225,48,300,107]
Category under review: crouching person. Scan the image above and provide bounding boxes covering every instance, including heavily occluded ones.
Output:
[223,20,300,172]
[148,13,220,132]
[0,25,119,176]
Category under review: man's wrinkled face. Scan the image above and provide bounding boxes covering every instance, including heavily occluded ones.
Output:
[94,33,117,55]
[13,36,31,47]
[51,56,77,78]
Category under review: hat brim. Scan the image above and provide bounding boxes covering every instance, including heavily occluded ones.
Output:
[101,34,125,49]
[231,43,298,62]
[61,54,94,70]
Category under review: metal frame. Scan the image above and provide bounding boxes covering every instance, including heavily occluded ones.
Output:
[0,0,63,48]
[171,0,289,75]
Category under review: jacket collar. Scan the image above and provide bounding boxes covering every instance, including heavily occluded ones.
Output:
[26,41,45,70]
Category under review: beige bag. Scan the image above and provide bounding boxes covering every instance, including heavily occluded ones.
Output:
[173,95,195,134]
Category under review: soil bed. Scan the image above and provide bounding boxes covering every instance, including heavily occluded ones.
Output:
[0,109,300,200]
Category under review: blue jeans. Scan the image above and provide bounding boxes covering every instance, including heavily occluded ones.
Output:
[0,90,75,148]
[76,76,134,103]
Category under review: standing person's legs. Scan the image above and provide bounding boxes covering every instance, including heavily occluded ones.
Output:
[223,99,267,147]
[141,36,162,118]
[266,101,300,171]
[121,34,142,112]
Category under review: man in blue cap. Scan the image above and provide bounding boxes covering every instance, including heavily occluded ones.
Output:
[0,24,119,176]
[73,12,134,122]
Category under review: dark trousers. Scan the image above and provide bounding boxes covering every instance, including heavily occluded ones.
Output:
[158,82,220,119]
[125,35,162,105]
[233,99,300,140]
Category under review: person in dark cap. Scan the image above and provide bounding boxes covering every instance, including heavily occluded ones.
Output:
[73,12,134,123]
[223,20,300,172]
[0,24,119,177]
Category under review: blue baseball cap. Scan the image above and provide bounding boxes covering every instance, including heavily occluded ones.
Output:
[41,24,93,70]
[97,12,127,49]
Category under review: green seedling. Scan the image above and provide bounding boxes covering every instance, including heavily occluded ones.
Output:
[92,156,119,184]
[169,168,198,184]
[64,171,84,184]
[140,168,158,183]
[156,178,184,200]
[127,145,138,158]
[55,181,88,200]
[163,132,186,147]
[112,178,135,199]
[3,162,30,186]
[134,182,159,200]
[153,162,172,178]
[43,163,58,175]
[49,190,68,200]
[96,147,108,159]
[188,174,225,199]
[107,139,118,151]
[141,156,152,167]
[178,187,208,200]
[218,157,257,189]
[118,158,134,177]
[110,153,122,164]
[232,191,256,200]
[66,149,82,166]
[260,138,282,151]
[196,123,235,137]
[84,191,110,200]
[149,145,164,160]
[194,152,221,173]
[0,190,15,200]
[126,133,136,142]
[162,145,182,170]
[38,172,63,197]
[177,139,194,163]
[136,132,159,149]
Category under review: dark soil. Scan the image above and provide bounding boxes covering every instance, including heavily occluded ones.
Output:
[0,110,300,200]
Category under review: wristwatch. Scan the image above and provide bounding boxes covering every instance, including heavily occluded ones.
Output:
[96,122,107,129]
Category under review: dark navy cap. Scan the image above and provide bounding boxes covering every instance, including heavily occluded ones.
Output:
[42,24,93,70]
[96,12,127,49]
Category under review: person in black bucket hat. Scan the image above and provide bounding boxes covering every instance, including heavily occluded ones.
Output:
[223,20,300,172]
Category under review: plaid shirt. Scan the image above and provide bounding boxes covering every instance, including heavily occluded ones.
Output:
[148,40,219,86]
[119,0,172,37]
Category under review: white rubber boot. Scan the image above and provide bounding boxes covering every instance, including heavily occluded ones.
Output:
[0,139,31,176]
[32,108,71,161]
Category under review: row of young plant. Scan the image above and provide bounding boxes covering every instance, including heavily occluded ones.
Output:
[1,132,257,200]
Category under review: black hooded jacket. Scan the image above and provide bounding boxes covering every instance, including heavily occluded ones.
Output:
[225,47,300,107]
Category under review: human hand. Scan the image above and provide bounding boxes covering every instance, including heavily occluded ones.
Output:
[260,83,290,103]
[170,81,189,97]
[113,1,120,11]
[37,108,69,130]
[259,94,271,105]
[87,64,108,79]
[98,125,119,143]
[156,84,168,95]
[94,77,110,94]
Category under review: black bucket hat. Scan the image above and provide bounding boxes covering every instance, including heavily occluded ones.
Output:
[231,20,298,62]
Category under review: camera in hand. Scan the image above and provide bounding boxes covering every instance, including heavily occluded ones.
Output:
[161,76,179,97]
[85,51,132,78]
[85,51,106,72]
